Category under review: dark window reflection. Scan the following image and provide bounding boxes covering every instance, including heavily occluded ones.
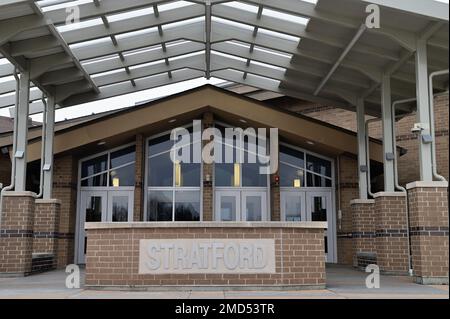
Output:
[175,192,200,221]
[148,134,173,157]
[148,152,173,187]
[280,163,305,187]
[147,191,173,221]
[81,173,108,187]
[280,145,304,168]
[112,196,128,222]
[307,173,332,187]
[86,197,102,222]
[242,163,267,187]
[306,154,331,177]
[110,146,135,168]
[215,163,234,187]
[311,197,327,222]
[110,164,135,187]
[180,163,201,187]
[81,155,107,178]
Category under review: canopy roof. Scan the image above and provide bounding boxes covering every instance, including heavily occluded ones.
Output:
[0,0,448,117]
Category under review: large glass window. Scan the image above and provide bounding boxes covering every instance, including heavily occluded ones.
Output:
[81,145,136,187]
[146,130,201,222]
[279,144,332,188]
[214,125,268,188]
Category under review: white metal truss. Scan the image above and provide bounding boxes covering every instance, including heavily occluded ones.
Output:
[0,0,448,117]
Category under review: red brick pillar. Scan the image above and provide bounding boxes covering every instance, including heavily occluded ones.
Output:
[407,181,448,285]
[350,199,376,268]
[373,192,410,274]
[33,199,61,272]
[202,112,214,221]
[0,192,35,276]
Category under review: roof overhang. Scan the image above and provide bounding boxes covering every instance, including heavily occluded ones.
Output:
[0,86,386,162]
[0,0,448,118]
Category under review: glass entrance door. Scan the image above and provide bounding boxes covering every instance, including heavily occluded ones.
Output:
[306,192,335,263]
[77,190,134,264]
[78,191,107,264]
[215,190,267,221]
[281,191,306,221]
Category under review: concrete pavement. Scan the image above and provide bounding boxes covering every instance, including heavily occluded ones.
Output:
[0,265,447,299]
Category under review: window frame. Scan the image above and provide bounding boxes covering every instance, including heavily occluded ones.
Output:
[279,142,333,188]
[144,124,204,222]
[79,142,137,188]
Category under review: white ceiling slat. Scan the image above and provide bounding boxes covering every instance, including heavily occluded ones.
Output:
[0,0,448,115]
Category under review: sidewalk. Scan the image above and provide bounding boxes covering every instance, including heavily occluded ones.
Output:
[0,265,448,299]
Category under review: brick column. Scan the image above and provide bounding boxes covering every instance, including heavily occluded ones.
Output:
[134,134,144,221]
[407,181,448,285]
[202,112,214,221]
[350,199,376,268]
[373,192,410,274]
[270,183,280,221]
[52,155,77,268]
[0,192,35,276]
[33,199,61,272]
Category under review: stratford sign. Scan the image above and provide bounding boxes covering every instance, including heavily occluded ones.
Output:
[138,239,276,274]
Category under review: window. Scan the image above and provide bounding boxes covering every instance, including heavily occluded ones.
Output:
[146,130,201,222]
[279,144,332,188]
[214,124,268,188]
[81,145,136,187]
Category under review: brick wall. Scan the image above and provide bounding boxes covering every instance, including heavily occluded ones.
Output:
[280,94,449,186]
[0,193,35,275]
[336,154,358,265]
[85,225,326,288]
[52,154,78,268]
[33,200,60,271]
[202,112,214,221]
[407,183,449,284]
[351,200,376,267]
[374,194,409,274]
[134,134,144,221]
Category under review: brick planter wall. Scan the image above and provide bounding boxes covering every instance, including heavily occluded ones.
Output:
[85,222,327,290]
[0,192,35,276]
[407,182,449,285]
[374,193,409,274]
[350,199,376,268]
[33,199,61,272]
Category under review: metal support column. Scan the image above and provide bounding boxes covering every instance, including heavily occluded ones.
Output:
[381,73,396,192]
[13,69,30,192]
[415,38,434,181]
[42,95,55,199]
[356,98,368,199]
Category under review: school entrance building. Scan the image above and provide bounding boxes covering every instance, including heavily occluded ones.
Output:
[0,0,448,289]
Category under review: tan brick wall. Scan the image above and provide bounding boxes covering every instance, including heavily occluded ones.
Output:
[33,201,60,258]
[202,112,214,221]
[351,201,376,266]
[336,154,358,265]
[85,226,326,288]
[374,194,409,274]
[270,184,280,222]
[52,154,78,268]
[281,94,449,186]
[134,134,144,222]
[408,185,448,284]
[0,194,35,275]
